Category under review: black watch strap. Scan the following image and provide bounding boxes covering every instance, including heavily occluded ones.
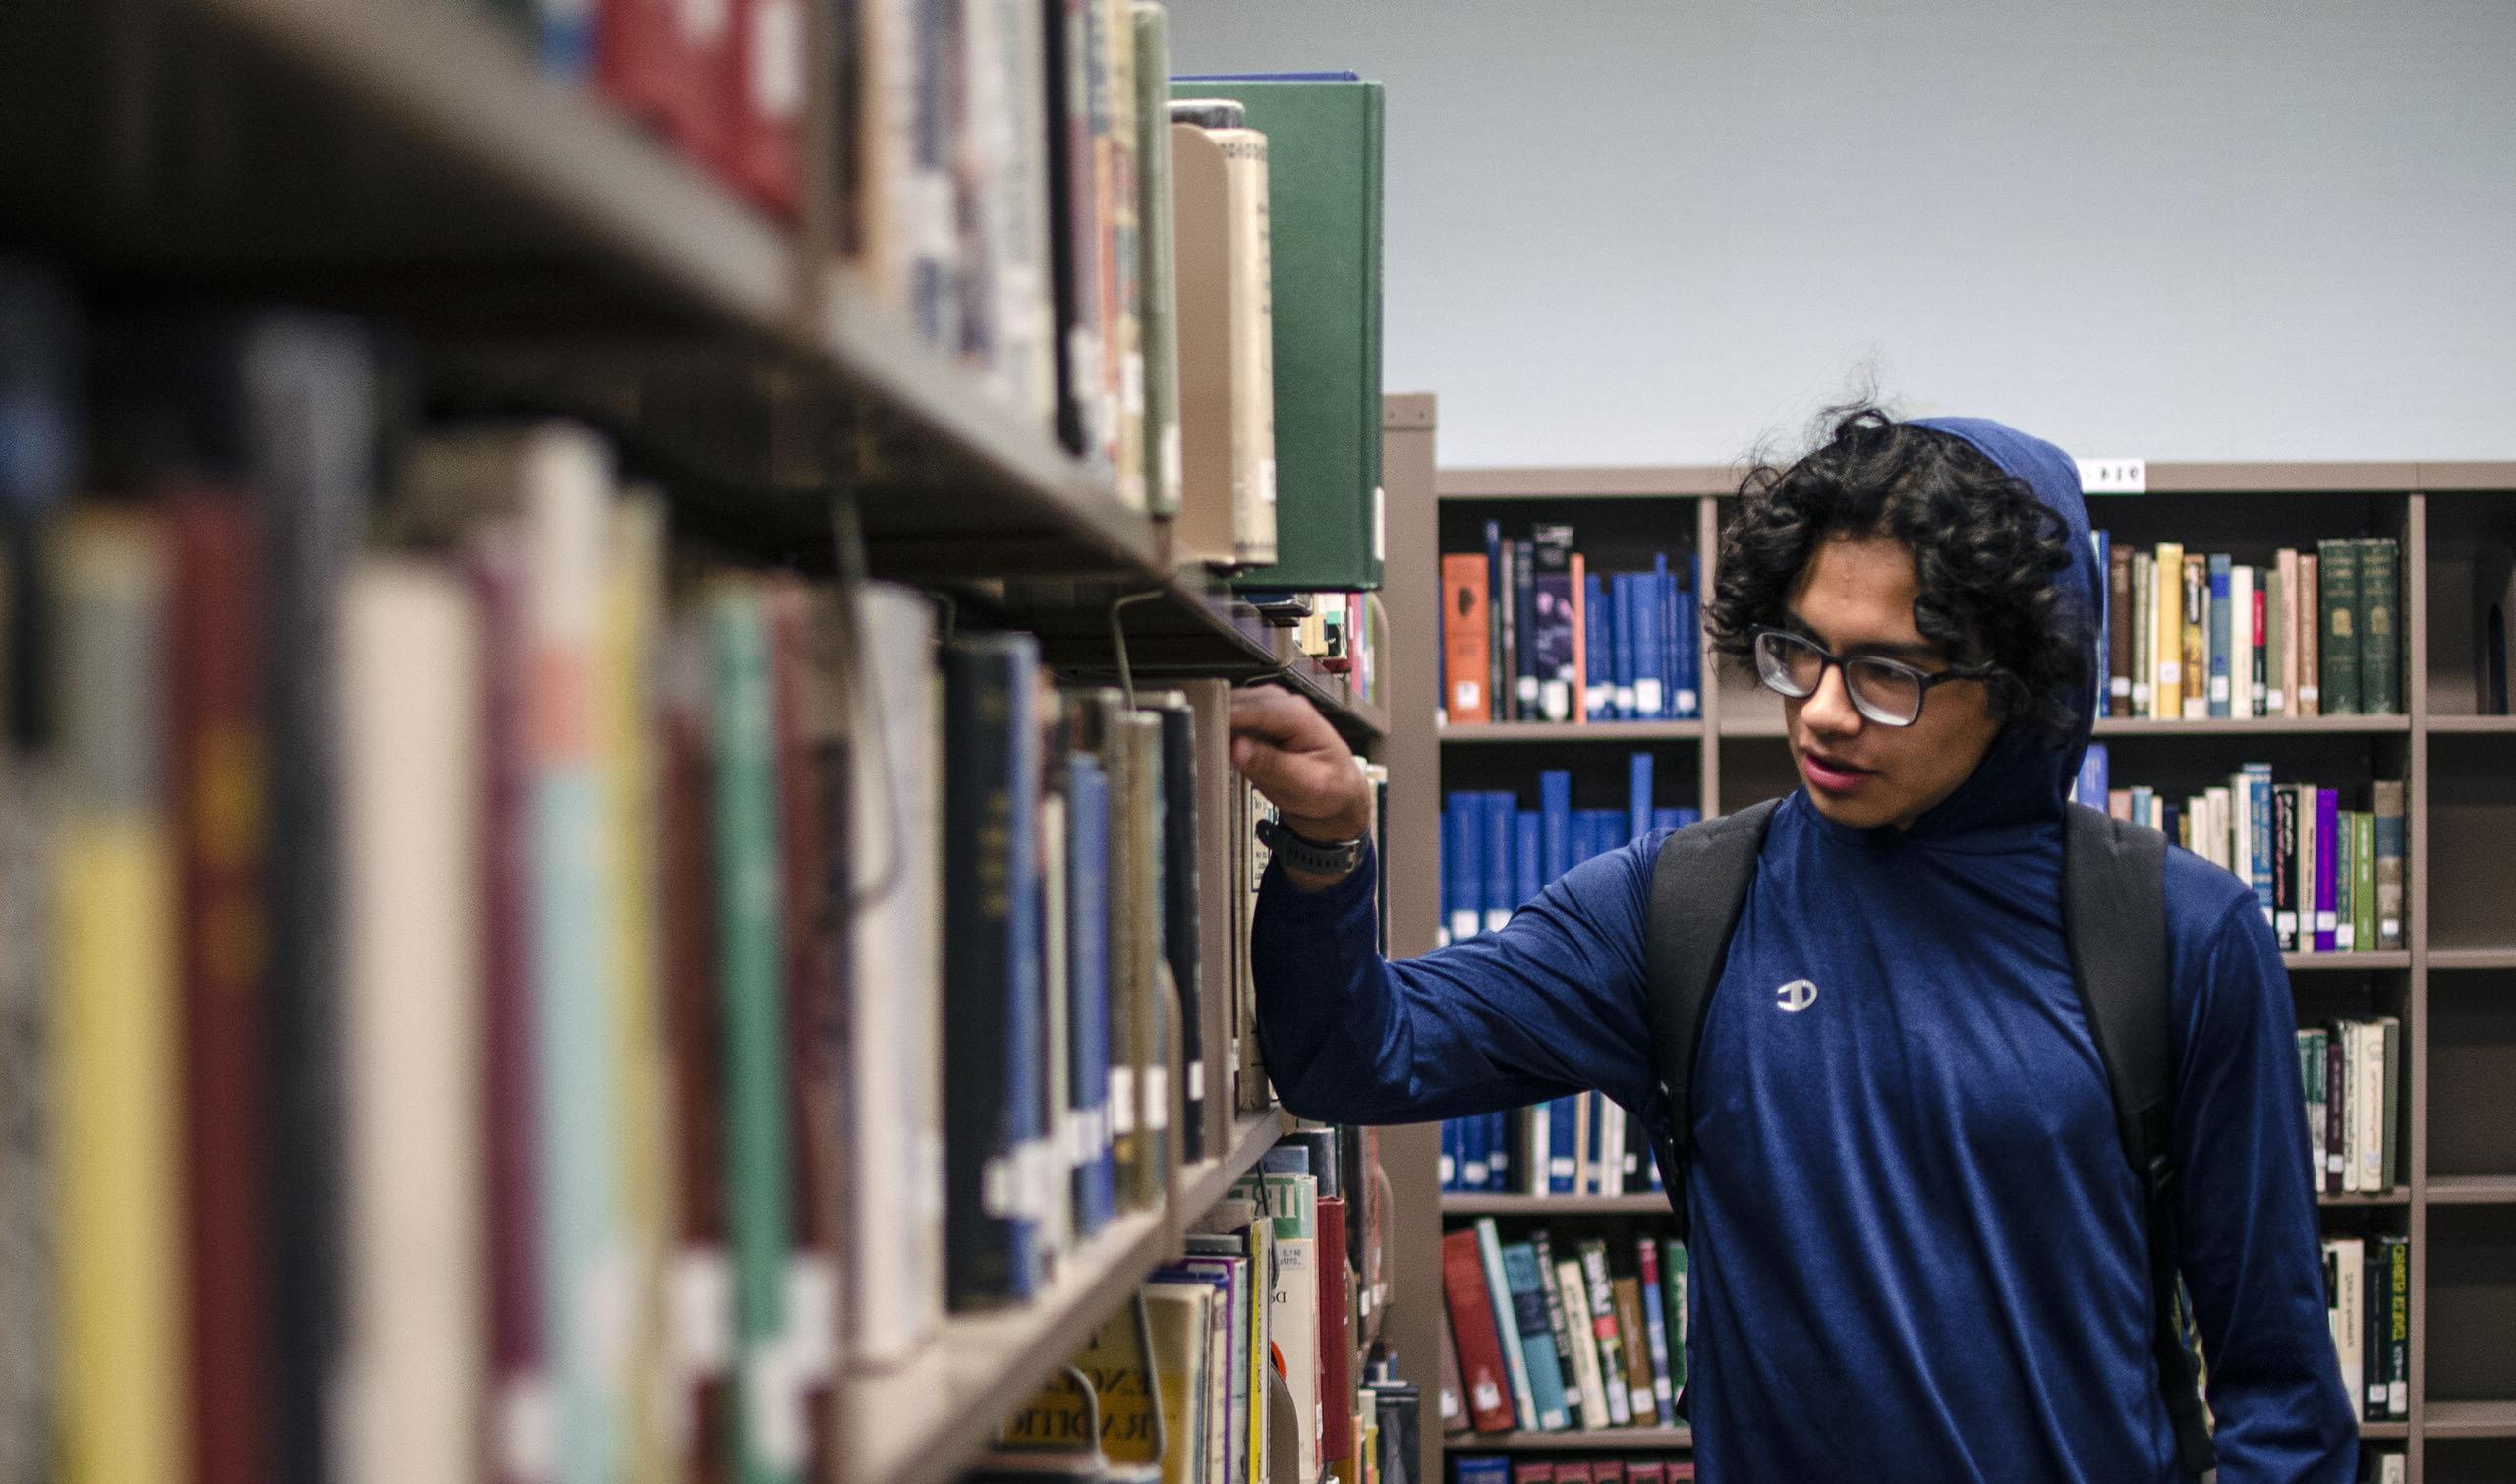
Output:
[1259,817,1366,877]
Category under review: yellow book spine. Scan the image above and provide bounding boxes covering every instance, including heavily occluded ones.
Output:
[52,512,184,1484]
[2152,542,2184,719]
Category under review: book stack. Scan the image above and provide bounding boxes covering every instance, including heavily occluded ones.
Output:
[2094,534,2401,719]
[985,1128,1410,1484]
[2082,750,2405,955]
[1463,1460,1698,1484]
[2318,1235,2411,1426]
[1441,764,1697,946]
[0,290,1286,1481]
[1441,1096,1662,1199]
[1439,527,1701,725]
[2297,1020,2405,1197]
[1439,1220,1688,1439]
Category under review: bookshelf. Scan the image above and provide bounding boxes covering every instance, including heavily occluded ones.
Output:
[1382,460,2516,1483]
[5,5,1409,1484]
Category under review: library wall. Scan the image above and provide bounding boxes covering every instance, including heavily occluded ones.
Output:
[1166,0,2516,468]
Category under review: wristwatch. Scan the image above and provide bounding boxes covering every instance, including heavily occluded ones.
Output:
[1257,816,1367,878]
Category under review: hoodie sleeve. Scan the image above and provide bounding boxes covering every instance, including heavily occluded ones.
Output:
[1249,832,1667,1130]
[2165,866,2360,1484]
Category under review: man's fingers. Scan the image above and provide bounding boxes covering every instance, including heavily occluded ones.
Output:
[1229,683,1327,746]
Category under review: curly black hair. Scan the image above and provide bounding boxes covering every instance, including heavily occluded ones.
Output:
[1705,405,2087,739]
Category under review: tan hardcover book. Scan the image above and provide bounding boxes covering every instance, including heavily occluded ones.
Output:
[339,559,485,1484]
[1554,1258,1612,1431]
[2298,551,2322,716]
[2181,554,2208,720]
[2151,542,2184,718]
[1101,0,1145,509]
[1610,1276,1656,1423]
[1169,120,1278,568]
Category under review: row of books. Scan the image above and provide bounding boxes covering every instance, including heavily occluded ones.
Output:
[1439,763,1699,945]
[2322,1235,2411,1424]
[1440,1095,1662,1199]
[2300,1020,2404,1196]
[2073,749,2407,954]
[2095,535,2401,718]
[985,1129,1410,1484]
[491,0,1387,592]
[0,283,1296,1482]
[1458,1461,1696,1484]
[1440,1221,1687,1438]
[1440,529,1702,725]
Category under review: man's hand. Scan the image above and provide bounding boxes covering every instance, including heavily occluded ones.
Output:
[1229,684,1371,888]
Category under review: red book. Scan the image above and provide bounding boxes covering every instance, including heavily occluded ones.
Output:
[767,579,838,1465]
[1441,553,1493,722]
[660,605,732,1484]
[596,0,710,151]
[467,535,553,1484]
[1666,1466,1696,1483]
[1594,1463,1624,1484]
[1316,1196,1355,1473]
[1513,1466,1554,1484]
[173,488,272,1484]
[1555,1463,1594,1484]
[1439,1228,1517,1432]
[1629,1466,1665,1484]
[720,0,802,219]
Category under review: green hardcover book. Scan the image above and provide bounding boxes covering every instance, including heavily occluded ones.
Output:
[1172,75,1385,592]
[711,588,796,1484]
[1132,4,1182,515]
[2357,537,2400,714]
[2332,811,2354,951]
[2373,779,2406,949]
[2377,1015,2401,1193]
[2351,810,2376,955]
[2316,538,2362,714]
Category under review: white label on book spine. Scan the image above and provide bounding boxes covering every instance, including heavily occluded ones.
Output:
[1259,458,1277,504]
[1516,676,1540,703]
[983,1154,1018,1217]
[1373,485,1387,561]
[2211,676,2231,702]
[2266,688,2286,711]
[1463,1159,1488,1185]
[1145,1067,1169,1130]
[1484,909,1509,934]
[1677,688,1699,715]
[2133,681,2152,706]
[1634,679,1664,717]
[2111,677,2133,698]
[1161,425,1183,499]
[1540,680,1570,721]
[1439,1389,1459,1420]
[1471,1380,1502,1413]
[1188,1062,1204,1103]
[2300,684,2319,702]
[671,1247,736,1376]
[498,1377,560,1484]
[2381,916,2400,941]
[2278,911,2298,941]
[752,0,805,119]
[1452,680,1481,714]
[1122,353,1146,417]
[2318,911,2339,932]
[786,1255,838,1380]
[1550,1157,1575,1179]
[1615,684,1634,712]
[1449,910,1479,942]
[1439,1154,1455,1184]
[2390,1379,2407,1414]
[1109,1068,1136,1134]
[746,1349,806,1474]
[2159,661,2182,684]
[2337,924,2355,951]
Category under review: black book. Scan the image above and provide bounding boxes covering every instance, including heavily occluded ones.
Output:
[1513,536,1539,720]
[1372,1382,1422,1484]
[943,633,1048,1307]
[1496,534,1519,721]
[1153,693,1205,1160]
[2272,785,2299,951]
[1042,0,1104,466]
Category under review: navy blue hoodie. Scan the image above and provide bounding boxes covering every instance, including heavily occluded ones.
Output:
[1251,419,2357,1482]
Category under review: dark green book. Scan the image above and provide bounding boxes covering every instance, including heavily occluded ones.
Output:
[2351,810,2376,957]
[1172,75,1385,593]
[2316,538,2361,714]
[2357,537,2399,713]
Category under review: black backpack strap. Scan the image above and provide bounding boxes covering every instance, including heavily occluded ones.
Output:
[1640,798,1781,1241]
[2063,803,2216,1481]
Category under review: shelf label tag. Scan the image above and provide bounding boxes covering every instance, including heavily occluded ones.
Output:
[2076,457,2147,494]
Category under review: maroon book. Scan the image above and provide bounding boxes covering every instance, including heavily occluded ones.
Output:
[1440,1229,1517,1433]
[719,0,800,219]
[1594,1462,1625,1484]
[660,609,731,1484]
[1513,1466,1554,1484]
[1316,1196,1355,1473]
[173,487,271,1484]
[1629,1466,1665,1484]
[1555,1463,1594,1484]
[596,0,710,153]
[467,535,550,1484]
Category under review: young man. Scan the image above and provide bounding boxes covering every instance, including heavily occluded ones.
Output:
[1228,413,2356,1482]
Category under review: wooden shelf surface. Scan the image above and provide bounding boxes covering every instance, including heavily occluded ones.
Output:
[2360,1420,2412,1441]
[1440,721,1706,744]
[1451,1425,1693,1450]
[2422,1399,2516,1438]
[2091,714,2411,736]
[2427,713,2516,733]
[2319,1191,2412,1208]
[1443,1194,1671,1216]
[2286,951,2411,972]
[2427,947,2516,972]
[2426,1175,2516,1206]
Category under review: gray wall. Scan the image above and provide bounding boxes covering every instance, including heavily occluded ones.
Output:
[1167,0,2516,468]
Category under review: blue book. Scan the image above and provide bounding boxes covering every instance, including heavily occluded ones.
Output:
[2208,552,2233,717]
[1067,751,1116,1237]
[1513,538,1540,718]
[1458,1113,1489,1188]
[1673,580,1701,718]
[1636,1239,1679,1423]
[2092,531,2111,714]
[1580,808,1621,862]
[1501,1242,1573,1430]
[1583,572,1613,718]
[1654,555,1677,719]
[1481,791,1515,932]
[2075,741,2109,813]
[1631,570,1665,718]
[1439,1118,1458,1189]
[1539,770,1572,882]
[1612,574,1637,718]
[2243,762,2275,923]
[1488,1111,1512,1190]
[1628,751,1655,843]
[1515,810,1543,909]
[1653,807,1701,834]
[1547,1094,1580,1194]
[1442,792,1481,944]
[1484,520,1506,725]
[1456,1457,1510,1484]
[945,633,1041,1307]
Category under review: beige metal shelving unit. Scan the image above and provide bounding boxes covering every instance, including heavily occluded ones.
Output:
[1380,460,2516,1483]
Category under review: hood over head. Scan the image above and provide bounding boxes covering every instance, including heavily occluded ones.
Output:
[1893,416,2098,840]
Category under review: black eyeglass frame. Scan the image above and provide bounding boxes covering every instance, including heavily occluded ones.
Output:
[1749,625,1996,728]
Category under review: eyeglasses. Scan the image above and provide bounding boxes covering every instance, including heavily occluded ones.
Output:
[1750,626,1992,728]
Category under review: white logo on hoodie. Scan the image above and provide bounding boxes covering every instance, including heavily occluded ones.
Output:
[1775,978,1818,1013]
